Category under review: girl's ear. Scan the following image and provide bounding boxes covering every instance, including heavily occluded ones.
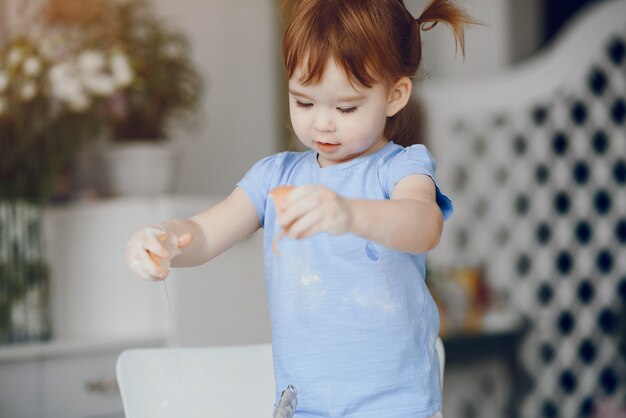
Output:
[386,77,412,117]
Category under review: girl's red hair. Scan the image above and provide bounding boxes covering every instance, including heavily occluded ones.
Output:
[281,0,477,146]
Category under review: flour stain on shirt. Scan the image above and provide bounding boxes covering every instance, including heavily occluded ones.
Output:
[287,248,326,311]
[350,287,398,314]
[352,248,399,314]
[301,271,321,286]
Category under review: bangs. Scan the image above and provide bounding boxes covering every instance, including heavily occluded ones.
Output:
[282,0,393,88]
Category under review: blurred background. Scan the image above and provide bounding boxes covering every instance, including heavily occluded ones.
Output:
[0,0,624,417]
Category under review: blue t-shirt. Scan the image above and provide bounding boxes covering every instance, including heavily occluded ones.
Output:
[237,142,452,418]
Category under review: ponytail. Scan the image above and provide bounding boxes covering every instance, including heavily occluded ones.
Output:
[416,0,479,56]
[387,0,479,147]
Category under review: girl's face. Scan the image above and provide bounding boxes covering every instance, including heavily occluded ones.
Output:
[288,60,393,168]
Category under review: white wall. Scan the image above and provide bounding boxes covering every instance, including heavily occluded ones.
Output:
[152,0,281,196]
[408,0,541,83]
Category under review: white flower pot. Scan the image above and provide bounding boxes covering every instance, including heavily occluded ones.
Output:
[103,141,179,196]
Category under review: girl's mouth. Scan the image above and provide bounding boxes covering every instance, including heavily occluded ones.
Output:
[316,142,339,152]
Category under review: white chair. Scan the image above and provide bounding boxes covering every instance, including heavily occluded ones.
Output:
[116,339,445,417]
[116,343,276,418]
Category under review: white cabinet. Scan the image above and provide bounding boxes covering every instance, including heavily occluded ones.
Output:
[42,351,121,418]
[0,360,41,418]
[0,338,163,418]
[44,195,271,347]
[45,196,177,343]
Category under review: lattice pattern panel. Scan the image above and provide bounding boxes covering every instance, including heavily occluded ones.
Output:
[434,26,626,418]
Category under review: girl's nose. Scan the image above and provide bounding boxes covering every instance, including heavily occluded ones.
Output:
[313,109,335,132]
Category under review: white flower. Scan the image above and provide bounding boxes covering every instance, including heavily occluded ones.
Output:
[51,66,91,111]
[0,72,8,93]
[8,48,23,67]
[23,57,42,77]
[49,62,86,105]
[111,52,133,88]
[0,97,6,116]
[67,93,91,112]
[49,62,73,85]
[20,82,37,101]
[82,73,116,96]
[78,51,105,74]
[54,77,83,103]
[49,62,75,96]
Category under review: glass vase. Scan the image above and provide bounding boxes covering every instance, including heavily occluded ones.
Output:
[0,200,52,344]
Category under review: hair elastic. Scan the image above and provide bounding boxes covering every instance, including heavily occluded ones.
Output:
[416,19,438,31]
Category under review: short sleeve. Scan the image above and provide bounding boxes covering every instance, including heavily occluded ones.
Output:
[383,144,453,221]
[236,154,281,227]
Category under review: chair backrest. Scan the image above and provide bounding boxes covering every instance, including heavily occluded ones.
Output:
[117,339,445,417]
[116,343,275,418]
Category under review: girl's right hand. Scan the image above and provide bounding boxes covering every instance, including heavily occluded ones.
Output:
[124,226,191,281]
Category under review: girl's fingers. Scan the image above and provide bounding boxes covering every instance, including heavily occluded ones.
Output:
[177,232,193,248]
[144,231,169,258]
[145,243,168,259]
[128,252,162,281]
[273,185,345,241]
[139,248,167,279]
[279,193,319,229]
[286,209,323,239]
[125,226,181,281]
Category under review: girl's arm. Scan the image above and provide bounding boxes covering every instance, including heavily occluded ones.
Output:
[277,174,443,254]
[171,187,261,266]
[347,174,443,253]
[125,187,260,280]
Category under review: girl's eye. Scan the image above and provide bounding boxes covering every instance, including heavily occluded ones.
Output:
[296,100,312,108]
[338,107,357,114]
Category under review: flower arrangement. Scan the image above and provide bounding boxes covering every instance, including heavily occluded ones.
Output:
[0,0,204,344]
[0,0,204,201]
[43,0,204,142]
[0,33,134,202]
[0,28,135,343]
[103,0,204,141]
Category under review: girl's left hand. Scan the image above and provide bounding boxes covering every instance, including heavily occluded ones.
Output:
[277,185,352,239]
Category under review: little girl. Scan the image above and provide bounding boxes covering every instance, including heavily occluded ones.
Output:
[125,0,474,416]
